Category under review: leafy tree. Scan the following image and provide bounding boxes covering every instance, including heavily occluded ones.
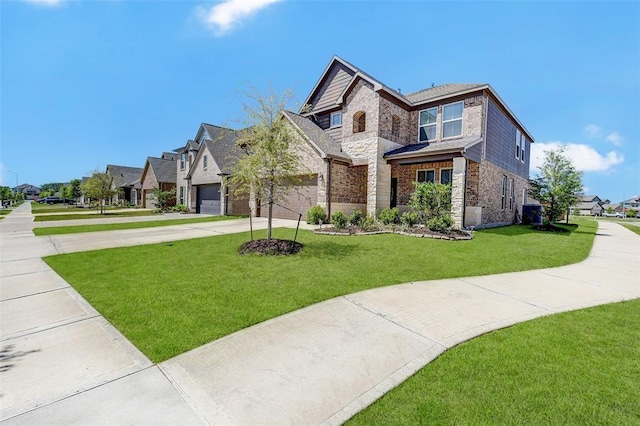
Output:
[606,206,614,214]
[527,147,583,225]
[81,171,118,214]
[626,208,637,218]
[229,87,308,240]
[152,187,176,211]
[0,186,12,205]
[69,179,82,202]
[40,182,64,194]
[408,181,452,225]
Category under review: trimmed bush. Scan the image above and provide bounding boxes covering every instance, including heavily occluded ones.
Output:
[361,214,379,231]
[330,211,347,229]
[172,204,188,213]
[401,211,420,228]
[306,205,327,225]
[426,215,453,232]
[349,209,365,227]
[379,207,400,225]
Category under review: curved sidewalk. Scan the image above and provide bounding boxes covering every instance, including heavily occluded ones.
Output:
[1,202,639,424]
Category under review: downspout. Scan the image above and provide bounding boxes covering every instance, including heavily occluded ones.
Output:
[326,158,333,218]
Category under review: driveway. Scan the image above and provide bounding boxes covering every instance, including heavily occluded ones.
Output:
[1,202,638,424]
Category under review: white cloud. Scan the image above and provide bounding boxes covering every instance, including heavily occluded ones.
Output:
[605,131,624,146]
[584,124,603,138]
[197,0,282,35]
[22,0,65,6]
[530,142,624,173]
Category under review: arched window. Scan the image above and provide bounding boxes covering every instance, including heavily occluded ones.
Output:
[353,111,366,133]
[391,115,401,137]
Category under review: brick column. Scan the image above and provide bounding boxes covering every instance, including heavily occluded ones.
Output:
[451,157,466,229]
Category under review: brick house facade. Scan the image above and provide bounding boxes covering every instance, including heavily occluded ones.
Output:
[279,56,535,228]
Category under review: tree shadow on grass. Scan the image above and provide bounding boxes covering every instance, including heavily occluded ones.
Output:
[303,240,361,259]
[478,224,578,237]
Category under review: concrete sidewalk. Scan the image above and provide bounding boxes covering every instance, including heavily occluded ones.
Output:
[1,202,639,424]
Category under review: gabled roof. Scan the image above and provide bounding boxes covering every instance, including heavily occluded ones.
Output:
[575,201,602,210]
[162,152,178,160]
[580,195,601,203]
[384,135,483,161]
[405,84,487,104]
[282,110,351,162]
[301,56,534,141]
[195,123,234,144]
[185,127,248,179]
[106,165,144,189]
[144,157,176,184]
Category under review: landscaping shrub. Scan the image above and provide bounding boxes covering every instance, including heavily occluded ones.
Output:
[379,207,400,225]
[361,214,379,231]
[349,209,365,227]
[427,215,453,232]
[330,211,347,229]
[306,205,327,225]
[172,204,188,213]
[401,211,420,228]
[409,182,451,223]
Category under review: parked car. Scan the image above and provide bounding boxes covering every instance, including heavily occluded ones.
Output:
[602,212,623,218]
[38,197,64,204]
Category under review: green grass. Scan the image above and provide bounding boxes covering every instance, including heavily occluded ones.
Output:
[44,220,596,363]
[31,205,88,214]
[622,224,640,236]
[34,210,157,221]
[0,210,11,216]
[348,299,640,425]
[34,215,244,235]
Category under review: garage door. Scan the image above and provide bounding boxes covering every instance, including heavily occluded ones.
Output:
[196,184,221,215]
[260,175,317,220]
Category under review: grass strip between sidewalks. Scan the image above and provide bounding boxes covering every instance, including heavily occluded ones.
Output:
[34,210,157,221]
[34,215,244,235]
[44,220,596,363]
[348,299,640,425]
[622,224,640,236]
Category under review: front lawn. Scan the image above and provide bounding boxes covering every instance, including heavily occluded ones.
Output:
[348,299,640,425]
[44,220,596,363]
[34,210,157,221]
[34,215,244,236]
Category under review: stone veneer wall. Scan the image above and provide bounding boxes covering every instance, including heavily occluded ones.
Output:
[331,163,367,204]
[466,160,480,207]
[288,121,328,209]
[478,161,529,225]
[391,160,454,205]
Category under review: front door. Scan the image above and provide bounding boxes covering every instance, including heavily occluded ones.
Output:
[390,178,398,208]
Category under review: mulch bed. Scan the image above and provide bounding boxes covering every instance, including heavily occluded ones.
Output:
[238,238,304,255]
[314,225,473,241]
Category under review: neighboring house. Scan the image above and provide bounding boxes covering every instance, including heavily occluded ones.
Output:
[258,56,534,228]
[12,184,40,199]
[574,195,604,216]
[621,195,640,210]
[105,164,143,206]
[602,203,622,213]
[140,156,177,208]
[173,123,250,216]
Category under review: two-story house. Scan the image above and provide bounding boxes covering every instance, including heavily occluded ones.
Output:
[259,56,534,228]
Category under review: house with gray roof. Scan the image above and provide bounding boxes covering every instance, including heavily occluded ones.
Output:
[140,156,177,208]
[247,56,534,227]
[105,164,143,206]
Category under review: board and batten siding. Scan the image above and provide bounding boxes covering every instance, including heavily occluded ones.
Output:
[485,98,530,179]
[309,63,355,112]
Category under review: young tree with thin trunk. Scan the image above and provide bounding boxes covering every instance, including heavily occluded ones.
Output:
[81,171,118,214]
[528,147,583,225]
[229,87,307,240]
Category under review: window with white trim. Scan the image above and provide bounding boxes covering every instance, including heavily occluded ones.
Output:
[442,101,463,138]
[179,186,185,205]
[417,169,435,183]
[501,175,507,210]
[440,168,452,185]
[520,133,526,162]
[203,155,208,170]
[180,153,186,170]
[515,129,521,160]
[419,107,437,142]
[330,111,342,128]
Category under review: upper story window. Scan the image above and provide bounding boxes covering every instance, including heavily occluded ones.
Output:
[419,107,437,142]
[443,101,463,138]
[330,111,342,128]
[417,169,435,183]
[515,129,521,160]
[391,115,401,138]
[520,134,526,163]
[180,153,186,170]
[353,111,366,133]
[203,155,208,170]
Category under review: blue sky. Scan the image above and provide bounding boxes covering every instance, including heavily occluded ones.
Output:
[1,0,638,202]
